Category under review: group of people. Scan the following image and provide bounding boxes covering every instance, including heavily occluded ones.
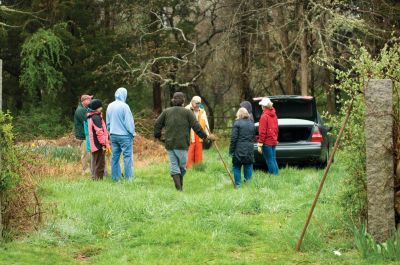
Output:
[74,87,135,182]
[75,89,279,190]
[229,97,279,187]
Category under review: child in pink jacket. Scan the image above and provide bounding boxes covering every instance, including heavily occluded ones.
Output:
[87,99,110,180]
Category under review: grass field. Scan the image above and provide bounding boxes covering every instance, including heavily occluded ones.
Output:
[0,147,394,264]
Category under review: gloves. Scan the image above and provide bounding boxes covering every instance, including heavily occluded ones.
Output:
[207,134,218,141]
[257,143,263,154]
[104,146,112,155]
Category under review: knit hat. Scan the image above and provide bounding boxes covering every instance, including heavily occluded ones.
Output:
[171,92,185,106]
[89,99,102,110]
[81,95,93,102]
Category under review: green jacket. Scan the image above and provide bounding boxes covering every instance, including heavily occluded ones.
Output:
[74,103,87,140]
[154,106,207,150]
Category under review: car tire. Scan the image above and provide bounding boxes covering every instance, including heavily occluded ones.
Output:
[317,147,330,169]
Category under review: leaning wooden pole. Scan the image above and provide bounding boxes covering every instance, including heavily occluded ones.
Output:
[295,98,354,252]
[213,140,236,189]
[205,127,236,189]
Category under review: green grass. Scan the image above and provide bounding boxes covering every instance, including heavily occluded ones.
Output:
[0,147,395,264]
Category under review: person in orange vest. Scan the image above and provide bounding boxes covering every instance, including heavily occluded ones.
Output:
[185,96,210,168]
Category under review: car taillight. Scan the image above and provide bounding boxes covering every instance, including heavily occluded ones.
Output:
[310,128,323,142]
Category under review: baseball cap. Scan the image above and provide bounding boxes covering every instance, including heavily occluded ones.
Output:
[81,95,93,102]
[259,97,272,106]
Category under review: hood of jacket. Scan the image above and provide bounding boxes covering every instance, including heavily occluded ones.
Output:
[87,110,102,118]
[115,87,127,102]
[240,101,252,113]
[264,107,277,117]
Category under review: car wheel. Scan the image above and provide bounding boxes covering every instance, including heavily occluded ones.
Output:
[317,148,329,169]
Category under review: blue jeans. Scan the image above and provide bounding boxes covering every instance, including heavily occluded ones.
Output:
[167,150,188,177]
[262,145,279,175]
[232,163,253,186]
[110,134,134,181]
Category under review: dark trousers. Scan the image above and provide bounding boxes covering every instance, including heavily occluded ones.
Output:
[92,149,105,180]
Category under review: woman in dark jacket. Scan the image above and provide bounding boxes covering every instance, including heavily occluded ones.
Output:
[229,107,256,186]
[239,101,254,122]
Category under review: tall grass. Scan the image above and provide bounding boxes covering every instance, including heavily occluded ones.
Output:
[0,147,386,264]
[30,145,80,162]
[354,224,400,261]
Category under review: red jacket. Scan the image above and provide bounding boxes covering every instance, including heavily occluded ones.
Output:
[258,107,278,146]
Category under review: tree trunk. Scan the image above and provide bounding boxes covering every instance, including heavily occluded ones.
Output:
[149,13,162,113]
[152,63,162,114]
[263,12,277,95]
[299,3,309,96]
[276,6,293,95]
[325,68,335,114]
[239,4,252,101]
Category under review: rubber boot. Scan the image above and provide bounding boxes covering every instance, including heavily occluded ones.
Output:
[172,174,182,191]
[180,175,183,190]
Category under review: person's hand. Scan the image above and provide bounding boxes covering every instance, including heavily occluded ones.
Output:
[257,143,263,154]
[207,134,217,141]
[106,146,112,155]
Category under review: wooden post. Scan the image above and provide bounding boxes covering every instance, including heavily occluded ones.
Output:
[296,98,354,251]
[0,59,2,111]
[365,79,395,242]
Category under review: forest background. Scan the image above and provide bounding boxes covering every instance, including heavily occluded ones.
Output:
[1,0,400,139]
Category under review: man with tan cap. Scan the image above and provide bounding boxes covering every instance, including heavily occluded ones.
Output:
[74,94,93,175]
[154,92,216,191]
[185,95,210,168]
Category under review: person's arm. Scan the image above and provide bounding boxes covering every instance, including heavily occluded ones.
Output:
[229,122,239,156]
[106,108,111,132]
[92,115,107,146]
[258,114,267,144]
[188,111,207,139]
[154,111,166,139]
[203,110,210,135]
[76,108,86,125]
[124,105,135,137]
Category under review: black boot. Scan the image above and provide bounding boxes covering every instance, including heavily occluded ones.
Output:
[172,174,182,191]
[180,175,183,190]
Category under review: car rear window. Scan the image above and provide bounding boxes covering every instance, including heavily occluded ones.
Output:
[252,97,317,122]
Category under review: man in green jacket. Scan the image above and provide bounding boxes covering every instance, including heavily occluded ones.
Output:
[154,92,216,191]
[74,94,93,175]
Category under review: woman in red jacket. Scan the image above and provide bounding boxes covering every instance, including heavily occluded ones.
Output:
[257,97,279,175]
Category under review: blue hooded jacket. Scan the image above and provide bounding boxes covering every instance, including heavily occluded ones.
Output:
[106,87,135,138]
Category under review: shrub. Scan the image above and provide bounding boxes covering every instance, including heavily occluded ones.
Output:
[13,106,72,141]
[0,112,41,238]
[0,112,19,192]
[329,42,400,224]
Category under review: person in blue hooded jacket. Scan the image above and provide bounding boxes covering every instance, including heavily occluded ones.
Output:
[106,87,135,181]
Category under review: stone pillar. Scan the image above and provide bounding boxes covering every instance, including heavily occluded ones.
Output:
[365,79,395,242]
[0,59,2,111]
[0,59,2,239]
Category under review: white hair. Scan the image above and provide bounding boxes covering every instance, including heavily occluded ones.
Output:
[236,107,250,120]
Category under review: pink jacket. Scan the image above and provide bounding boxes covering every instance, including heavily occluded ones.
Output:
[87,111,110,153]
